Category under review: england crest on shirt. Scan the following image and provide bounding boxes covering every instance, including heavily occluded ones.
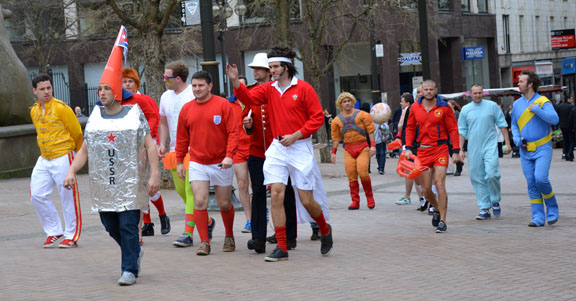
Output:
[214,115,222,125]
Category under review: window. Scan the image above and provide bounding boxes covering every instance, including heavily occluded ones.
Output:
[398,0,417,9]
[535,16,540,51]
[503,15,510,53]
[477,0,488,12]
[439,0,452,10]
[243,0,300,25]
[461,0,470,12]
[519,15,524,52]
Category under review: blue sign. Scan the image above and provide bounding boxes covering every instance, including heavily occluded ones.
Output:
[562,57,575,75]
[462,46,485,60]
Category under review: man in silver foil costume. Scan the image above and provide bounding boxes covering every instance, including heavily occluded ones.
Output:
[64,26,160,286]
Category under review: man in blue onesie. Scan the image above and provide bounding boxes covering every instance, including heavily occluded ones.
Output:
[511,71,559,227]
[458,84,511,220]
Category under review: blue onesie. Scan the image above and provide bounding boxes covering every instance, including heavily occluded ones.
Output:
[459,99,508,212]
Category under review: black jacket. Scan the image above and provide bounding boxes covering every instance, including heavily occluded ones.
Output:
[556,103,574,128]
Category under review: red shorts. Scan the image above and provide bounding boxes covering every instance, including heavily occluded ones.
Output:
[417,144,449,168]
[233,137,250,163]
[344,141,369,159]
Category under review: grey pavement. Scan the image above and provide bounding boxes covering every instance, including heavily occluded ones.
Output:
[1,148,575,300]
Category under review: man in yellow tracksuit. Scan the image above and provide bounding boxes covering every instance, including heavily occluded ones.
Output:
[30,74,83,248]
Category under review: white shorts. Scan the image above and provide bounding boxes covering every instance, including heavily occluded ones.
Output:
[263,138,315,190]
[188,161,234,186]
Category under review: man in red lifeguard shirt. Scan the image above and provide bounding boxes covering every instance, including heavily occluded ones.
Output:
[404,80,461,233]
[226,46,333,262]
[175,71,239,256]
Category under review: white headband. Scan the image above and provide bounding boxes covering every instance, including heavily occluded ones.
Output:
[268,57,292,64]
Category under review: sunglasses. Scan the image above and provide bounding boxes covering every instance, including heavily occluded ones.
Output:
[163,74,177,81]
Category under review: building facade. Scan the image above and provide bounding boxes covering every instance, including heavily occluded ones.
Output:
[495,0,576,99]
[4,0,500,113]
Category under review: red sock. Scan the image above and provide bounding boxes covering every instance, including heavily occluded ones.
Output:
[150,194,166,216]
[143,205,152,223]
[312,211,330,236]
[194,209,209,243]
[275,226,287,252]
[220,205,235,237]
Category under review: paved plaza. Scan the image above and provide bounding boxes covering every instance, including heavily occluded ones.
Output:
[0,149,575,300]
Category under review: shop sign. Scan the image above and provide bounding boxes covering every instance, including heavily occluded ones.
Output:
[535,61,553,77]
[399,53,422,66]
[551,29,575,49]
[462,46,484,60]
[562,57,575,75]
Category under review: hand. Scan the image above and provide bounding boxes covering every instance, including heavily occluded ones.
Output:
[280,133,300,147]
[220,157,233,169]
[369,146,376,157]
[157,144,166,159]
[503,144,512,154]
[243,116,253,129]
[63,170,76,190]
[331,153,336,164]
[528,103,536,112]
[226,64,239,87]
[404,149,412,159]
[147,172,160,197]
[452,153,462,163]
[460,151,466,160]
[177,163,186,179]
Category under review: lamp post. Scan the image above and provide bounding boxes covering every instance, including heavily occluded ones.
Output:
[205,0,247,95]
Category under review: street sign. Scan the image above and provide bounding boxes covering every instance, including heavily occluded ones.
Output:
[399,52,422,66]
[181,0,201,26]
[462,46,484,60]
[375,44,384,57]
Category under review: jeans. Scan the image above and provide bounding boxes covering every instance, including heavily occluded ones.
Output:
[375,143,386,172]
[99,210,141,276]
[248,155,297,241]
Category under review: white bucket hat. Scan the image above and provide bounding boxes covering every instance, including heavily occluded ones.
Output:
[248,53,270,69]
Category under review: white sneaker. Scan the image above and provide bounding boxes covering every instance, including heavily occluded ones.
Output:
[118,271,136,286]
[395,197,411,205]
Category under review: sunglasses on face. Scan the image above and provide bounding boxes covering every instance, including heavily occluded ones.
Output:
[163,74,177,81]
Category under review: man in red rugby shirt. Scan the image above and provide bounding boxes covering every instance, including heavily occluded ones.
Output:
[175,71,239,256]
[404,80,461,233]
[122,68,170,238]
[227,47,333,261]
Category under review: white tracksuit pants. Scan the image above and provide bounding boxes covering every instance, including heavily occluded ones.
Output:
[30,152,82,241]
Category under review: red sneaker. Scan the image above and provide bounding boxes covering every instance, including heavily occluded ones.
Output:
[43,235,63,248]
[58,239,78,248]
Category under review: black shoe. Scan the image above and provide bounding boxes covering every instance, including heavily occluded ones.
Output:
[265,247,288,262]
[287,239,297,250]
[311,229,320,241]
[266,233,277,244]
[247,239,266,253]
[142,223,154,236]
[417,198,429,212]
[159,214,171,235]
[454,171,461,176]
[432,211,441,227]
[320,225,333,256]
[548,218,558,225]
[435,221,447,233]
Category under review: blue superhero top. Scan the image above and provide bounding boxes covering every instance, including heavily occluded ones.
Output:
[511,92,558,148]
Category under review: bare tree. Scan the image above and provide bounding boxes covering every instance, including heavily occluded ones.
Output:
[104,0,180,102]
[3,0,80,73]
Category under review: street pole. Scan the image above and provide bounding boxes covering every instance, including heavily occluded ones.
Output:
[418,0,430,80]
[369,3,380,104]
[199,0,221,95]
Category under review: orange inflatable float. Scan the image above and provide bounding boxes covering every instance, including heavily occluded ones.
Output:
[396,151,424,179]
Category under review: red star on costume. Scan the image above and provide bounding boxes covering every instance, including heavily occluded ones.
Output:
[106,132,117,143]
